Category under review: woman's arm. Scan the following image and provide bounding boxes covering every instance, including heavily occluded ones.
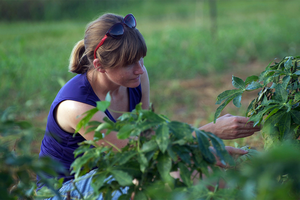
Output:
[140,65,150,110]
[56,100,129,150]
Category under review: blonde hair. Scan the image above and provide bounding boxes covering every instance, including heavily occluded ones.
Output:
[69,13,147,74]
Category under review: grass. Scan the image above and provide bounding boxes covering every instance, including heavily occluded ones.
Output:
[1,0,300,150]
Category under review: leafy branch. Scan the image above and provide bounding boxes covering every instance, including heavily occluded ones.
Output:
[72,97,234,199]
[214,56,300,148]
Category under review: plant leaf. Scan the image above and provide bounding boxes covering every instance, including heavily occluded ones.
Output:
[168,121,193,140]
[214,94,238,123]
[117,124,135,139]
[293,71,300,75]
[75,107,98,133]
[282,76,291,90]
[195,129,215,164]
[178,163,192,187]
[141,140,158,153]
[91,172,107,193]
[232,76,246,89]
[157,152,172,183]
[233,93,242,108]
[245,75,259,85]
[246,81,262,90]
[156,123,169,153]
[137,153,148,173]
[110,170,133,186]
[206,132,234,166]
[172,145,191,164]
[215,89,242,105]
[118,151,137,165]
[291,110,300,124]
[96,101,110,112]
[134,191,148,200]
[278,113,291,139]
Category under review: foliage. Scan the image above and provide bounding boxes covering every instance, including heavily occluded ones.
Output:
[175,142,300,200]
[215,56,300,149]
[224,142,300,200]
[0,108,64,200]
[71,99,234,199]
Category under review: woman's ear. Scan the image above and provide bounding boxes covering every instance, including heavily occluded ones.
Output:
[93,59,106,73]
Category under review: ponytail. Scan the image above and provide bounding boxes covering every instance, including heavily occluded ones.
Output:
[68,40,90,74]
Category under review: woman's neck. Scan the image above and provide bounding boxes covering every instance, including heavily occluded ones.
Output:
[87,70,123,100]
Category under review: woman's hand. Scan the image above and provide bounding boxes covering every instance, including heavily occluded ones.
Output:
[200,114,261,139]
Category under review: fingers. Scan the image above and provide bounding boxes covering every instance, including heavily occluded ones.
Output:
[225,146,248,156]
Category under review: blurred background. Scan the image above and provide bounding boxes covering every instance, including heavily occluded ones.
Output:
[1,0,300,152]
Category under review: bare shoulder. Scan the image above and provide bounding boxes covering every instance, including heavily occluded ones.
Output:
[56,100,106,133]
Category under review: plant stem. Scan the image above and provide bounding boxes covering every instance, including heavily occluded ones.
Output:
[103,139,122,153]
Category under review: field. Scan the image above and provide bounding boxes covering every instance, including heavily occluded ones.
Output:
[1,0,300,152]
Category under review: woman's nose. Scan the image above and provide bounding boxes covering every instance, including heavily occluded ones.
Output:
[134,62,145,75]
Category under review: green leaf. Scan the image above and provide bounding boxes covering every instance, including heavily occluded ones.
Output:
[118,151,137,165]
[195,129,215,164]
[138,153,148,172]
[274,84,288,103]
[246,99,256,116]
[293,71,300,75]
[75,107,98,133]
[141,140,158,153]
[167,146,178,161]
[215,89,242,105]
[117,124,135,139]
[91,172,107,192]
[168,121,193,140]
[214,94,238,123]
[246,81,262,90]
[291,110,300,124]
[95,122,113,132]
[233,93,242,108]
[157,152,172,183]
[278,113,291,139]
[172,145,191,164]
[282,76,291,89]
[110,170,133,186]
[232,76,246,89]
[245,75,259,85]
[264,107,280,122]
[206,132,234,166]
[294,93,300,102]
[141,111,167,123]
[156,123,169,153]
[105,92,111,102]
[178,163,192,187]
[264,110,285,131]
[284,56,293,69]
[93,131,104,141]
[134,191,148,200]
[71,153,96,179]
[96,101,110,112]
[249,105,279,127]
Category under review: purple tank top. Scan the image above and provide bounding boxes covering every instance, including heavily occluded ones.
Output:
[37,73,142,188]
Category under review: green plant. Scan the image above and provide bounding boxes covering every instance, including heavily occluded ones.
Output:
[0,108,64,200]
[214,56,300,149]
[72,98,234,199]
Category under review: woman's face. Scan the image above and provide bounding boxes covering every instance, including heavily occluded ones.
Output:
[104,57,145,88]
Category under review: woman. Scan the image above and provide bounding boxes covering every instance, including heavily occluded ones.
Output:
[37,13,260,199]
